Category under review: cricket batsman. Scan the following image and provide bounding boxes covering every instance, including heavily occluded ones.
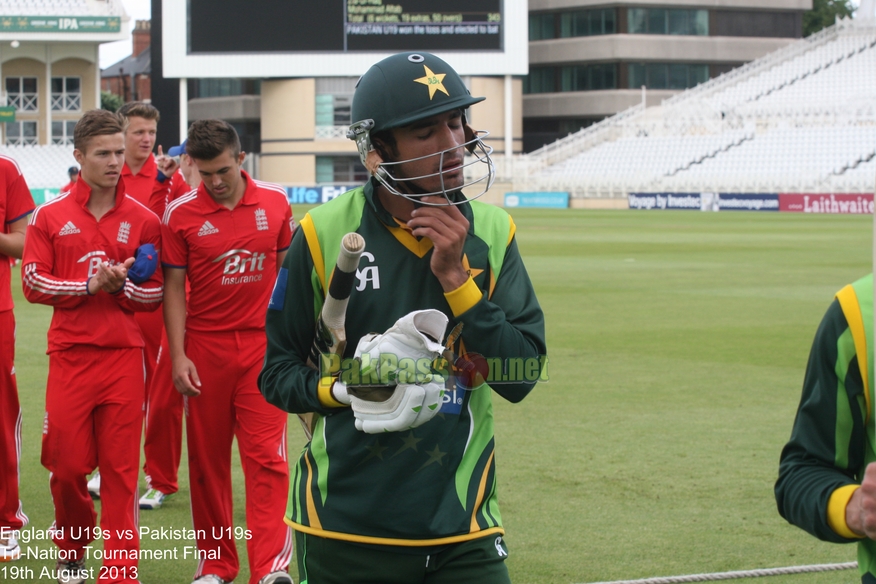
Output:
[776,273,876,583]
[259,52,547,583]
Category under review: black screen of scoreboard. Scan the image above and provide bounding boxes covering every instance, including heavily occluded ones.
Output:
[188,0,502,53]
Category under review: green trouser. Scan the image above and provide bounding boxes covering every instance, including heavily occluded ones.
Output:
[295,531,512,584]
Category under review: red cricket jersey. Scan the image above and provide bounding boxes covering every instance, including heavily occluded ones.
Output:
[122,153,168,209]
[21,178,164,353]
[0,155,35,312]
[149,170,196,219]
[161,171,292,333]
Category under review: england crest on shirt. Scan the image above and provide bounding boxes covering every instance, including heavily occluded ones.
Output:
[117,221,131,244]
[255,209,268,231]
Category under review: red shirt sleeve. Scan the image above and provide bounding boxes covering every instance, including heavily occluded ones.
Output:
[278,203,293,252]
[161,211,188,269]
[149,175,172,218]
[21,210,89,308]
[150,170,195,219]
[5,168,35,225]
[169,172,193,202]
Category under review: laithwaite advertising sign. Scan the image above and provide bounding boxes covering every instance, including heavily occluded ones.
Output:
[779,194,873,214]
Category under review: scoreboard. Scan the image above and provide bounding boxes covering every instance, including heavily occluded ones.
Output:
[162,0,526,77]
[189,0,502,53]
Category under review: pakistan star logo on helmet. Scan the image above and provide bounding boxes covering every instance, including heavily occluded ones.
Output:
[414,66,449,100]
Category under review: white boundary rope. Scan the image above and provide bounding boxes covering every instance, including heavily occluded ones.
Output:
[579,562,858,584]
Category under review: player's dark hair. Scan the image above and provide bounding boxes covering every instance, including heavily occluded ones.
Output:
[371,129,397,162]
[117,101,160,123]
[186,119,241,161]
[73,109,125,153]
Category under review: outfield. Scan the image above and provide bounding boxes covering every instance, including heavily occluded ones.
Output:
[7,208,871,584]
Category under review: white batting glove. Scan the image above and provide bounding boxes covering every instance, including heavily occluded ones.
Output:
[350,376,445,434]
[330,380,352,406]
[355,309,448,385]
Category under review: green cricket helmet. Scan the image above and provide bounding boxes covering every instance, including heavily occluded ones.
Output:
[347,52,495,205]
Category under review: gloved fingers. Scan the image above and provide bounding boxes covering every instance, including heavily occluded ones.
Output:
[409,378,445,428]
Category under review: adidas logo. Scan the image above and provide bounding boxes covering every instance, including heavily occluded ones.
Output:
[59,221,80,236]
[198,221,219,237]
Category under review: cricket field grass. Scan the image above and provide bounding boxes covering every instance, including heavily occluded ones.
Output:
[7,208,871,583]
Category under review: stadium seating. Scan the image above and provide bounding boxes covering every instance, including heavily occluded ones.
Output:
[515,17,876,197]
[0,144,77,190]
[0,0,123,17]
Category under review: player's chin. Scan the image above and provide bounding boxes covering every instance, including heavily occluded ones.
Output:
[100,174,120,187]
[427,173,464,195]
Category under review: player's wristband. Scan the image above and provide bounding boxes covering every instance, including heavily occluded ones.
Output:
[827,484,863,539]
[444,277,482,317]
[85,277,97,296]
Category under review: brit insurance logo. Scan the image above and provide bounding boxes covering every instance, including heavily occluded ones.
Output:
[77,251,110,278]
[212,249,266,286]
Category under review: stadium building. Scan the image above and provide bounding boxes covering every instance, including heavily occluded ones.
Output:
[0,0,126,147]
[0,0,128,196]
[524,0,812,151]
[516,5,876,206]
[101,18,150,103]
[160,1,529,190]
[172,2,814,184]
[1,1,872,209]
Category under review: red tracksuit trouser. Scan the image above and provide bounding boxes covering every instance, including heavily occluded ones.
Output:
[142,327,182,495]
[42,346,144,583]
[185,330,292,584]
[0,310,27,532]
[134,309,162,392]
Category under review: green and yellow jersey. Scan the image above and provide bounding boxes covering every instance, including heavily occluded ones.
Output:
[776,274,876,582]
[259,180,546,547]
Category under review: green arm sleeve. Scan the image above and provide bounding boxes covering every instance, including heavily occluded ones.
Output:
[457,236,546,403]
[258,228,328,415]
[775,299,867,543]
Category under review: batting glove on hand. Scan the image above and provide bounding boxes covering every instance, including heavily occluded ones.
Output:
[355,309,448,385]
[350,376,445,434]
[330,379,352,406]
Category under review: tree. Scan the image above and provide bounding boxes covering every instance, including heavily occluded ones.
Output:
[101,91,123,112]
[804,0,855,36]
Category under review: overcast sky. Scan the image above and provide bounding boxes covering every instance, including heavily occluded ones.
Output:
[99,0,151,69]
[98,0,866,70]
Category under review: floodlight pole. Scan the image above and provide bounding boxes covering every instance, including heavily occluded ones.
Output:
[179,78,188,143]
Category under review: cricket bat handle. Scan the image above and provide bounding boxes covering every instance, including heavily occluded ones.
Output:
[299,232,365,439]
